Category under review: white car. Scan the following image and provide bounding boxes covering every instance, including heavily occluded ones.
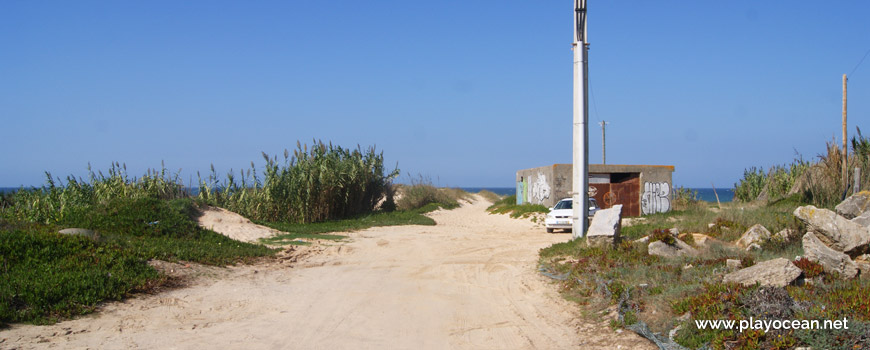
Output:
[545,198,600,233]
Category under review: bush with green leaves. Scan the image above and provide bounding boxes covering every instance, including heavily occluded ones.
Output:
[198,141,399,224]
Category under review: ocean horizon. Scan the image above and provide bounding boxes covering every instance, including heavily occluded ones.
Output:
[0,186,734,203]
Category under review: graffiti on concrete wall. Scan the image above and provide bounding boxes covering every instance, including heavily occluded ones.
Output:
[642,182,670,214]
[530,173,551,204]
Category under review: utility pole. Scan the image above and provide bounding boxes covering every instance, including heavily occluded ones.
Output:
[599,121,608,164]
[843,74,848,188]
[572,0,589,239]
[843,74,848,153]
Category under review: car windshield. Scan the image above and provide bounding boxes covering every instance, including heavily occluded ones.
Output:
[554,200,572,210]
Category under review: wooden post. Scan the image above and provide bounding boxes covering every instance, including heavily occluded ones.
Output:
[599,121,608,164]
[711,183,722,209]
[843,74,849,191]
[843,74,848,153]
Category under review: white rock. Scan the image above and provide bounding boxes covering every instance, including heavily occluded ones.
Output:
[802,232,858,279]
[586,205,622,248]
[723,258,801,287]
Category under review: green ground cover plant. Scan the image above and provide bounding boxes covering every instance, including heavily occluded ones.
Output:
[0,197,273,326]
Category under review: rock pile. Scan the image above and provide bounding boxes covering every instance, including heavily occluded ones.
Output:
[793,193,870,279]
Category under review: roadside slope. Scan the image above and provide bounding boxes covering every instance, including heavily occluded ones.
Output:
[3,196,653,349]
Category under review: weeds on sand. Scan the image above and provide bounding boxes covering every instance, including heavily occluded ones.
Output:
[486,195,548,218]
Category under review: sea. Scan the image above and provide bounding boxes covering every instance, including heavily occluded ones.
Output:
[460,187,734,203]
[690,188,734,203]
[1,186,733,202]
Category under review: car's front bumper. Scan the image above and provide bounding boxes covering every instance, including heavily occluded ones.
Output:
[545,217,573,229]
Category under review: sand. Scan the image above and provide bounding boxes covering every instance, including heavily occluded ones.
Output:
[196,206,282,243]
[2,195,654,350]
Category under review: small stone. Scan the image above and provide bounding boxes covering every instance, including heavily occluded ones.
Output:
[648,238,699,258]
[726,259,742,269]
[689,233,714,247]
[774,229,795,241]
[735,224,771,250]
[58,228,99,241]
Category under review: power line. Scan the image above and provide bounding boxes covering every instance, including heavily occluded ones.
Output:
[590,87,600,121]
[848,47,870,78]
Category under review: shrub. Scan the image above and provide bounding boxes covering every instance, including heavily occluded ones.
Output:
[672,186,699,210]
[734,167,767,202]
[793,257,823,278]
[198,141,399,224]
[394,176,463,211]
[649,228,676,245]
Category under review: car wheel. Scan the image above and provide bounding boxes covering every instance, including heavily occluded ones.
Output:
[546,228,554,233]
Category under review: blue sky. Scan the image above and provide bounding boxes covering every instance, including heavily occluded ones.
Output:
[2,1,868,188]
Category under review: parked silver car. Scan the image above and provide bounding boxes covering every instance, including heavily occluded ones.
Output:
[544,198,600,233]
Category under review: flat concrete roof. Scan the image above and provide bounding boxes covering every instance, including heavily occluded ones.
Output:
[546,164,675,172]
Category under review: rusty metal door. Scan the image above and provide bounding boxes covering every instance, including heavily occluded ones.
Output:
[611,177,640,217]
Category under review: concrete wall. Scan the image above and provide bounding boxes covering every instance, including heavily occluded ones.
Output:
[516,164,674,215]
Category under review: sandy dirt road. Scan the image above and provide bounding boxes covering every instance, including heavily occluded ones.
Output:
[2,196,653,350]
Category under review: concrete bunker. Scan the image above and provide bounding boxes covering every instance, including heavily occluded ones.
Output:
[516,164,675,217]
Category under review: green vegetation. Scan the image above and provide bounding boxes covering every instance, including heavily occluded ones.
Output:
[476,189,502,203]
[672,186,700,210]
[0,141,435,326]
[734,128,870,208]
[198,141,399,224]
[3,162,188,224]
[259,180,469,245]
[259,204,446,245]
[394,175,467,211]
[1,223,160,325]
[486,195,548,218]
[0,197,273,326]
[539,194,870,349]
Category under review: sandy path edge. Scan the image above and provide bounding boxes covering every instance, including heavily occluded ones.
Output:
[2,195,654,350]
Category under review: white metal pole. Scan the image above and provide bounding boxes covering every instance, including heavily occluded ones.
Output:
[572,0,589,239]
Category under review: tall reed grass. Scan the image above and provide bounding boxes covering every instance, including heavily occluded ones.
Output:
[1,162,186,224]
[734,127,870,207]
[197,141,399,224]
